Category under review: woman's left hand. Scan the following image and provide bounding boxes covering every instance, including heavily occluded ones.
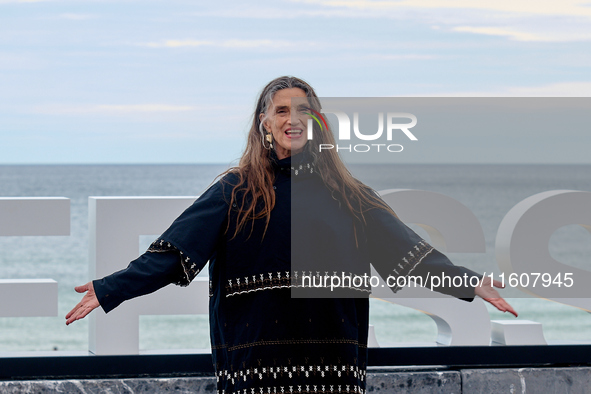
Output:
[474,276,518,317]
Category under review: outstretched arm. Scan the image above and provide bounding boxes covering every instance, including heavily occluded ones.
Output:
[64,245,189,325]
[64,177,231,325]
[409,248,519,316]
[65,282,100,325]
[366,207,518,316]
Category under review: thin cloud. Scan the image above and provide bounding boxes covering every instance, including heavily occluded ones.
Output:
[298,0,591,18]
[32,104,225,115]
[452,26,544,42]
[292,0,591,42]
[145,40,213,48]
[190,7,368,19]
[220,39,292,49]
[503,82,591,97]
[452,25,591,42]
[417,82,591,97]
[371,54,436,60]
[144,39,294,49]
[0,0,53,3]
[59,13,96,20]
[0,52,45,70]
[94,104,197,113]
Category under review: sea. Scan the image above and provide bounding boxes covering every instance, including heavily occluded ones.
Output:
[0,163,590,353]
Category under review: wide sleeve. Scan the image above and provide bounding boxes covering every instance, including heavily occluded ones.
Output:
[365,207,481,301]
[93,177,231,313]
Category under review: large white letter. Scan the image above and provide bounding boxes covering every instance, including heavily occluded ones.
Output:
[496,190,591,311]
[372,189,490,346]
[89,197,209,355]
[0,198,68,317]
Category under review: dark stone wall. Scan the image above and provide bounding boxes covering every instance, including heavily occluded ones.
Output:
[1,367,590,393]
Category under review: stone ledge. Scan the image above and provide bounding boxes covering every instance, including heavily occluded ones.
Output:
[366,371,460,393]
[0,377,216,394]
[0,371,461,393]
[461,367,591,394]
[2,368,590,393]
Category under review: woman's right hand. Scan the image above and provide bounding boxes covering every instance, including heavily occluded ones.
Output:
[65,282,100,325]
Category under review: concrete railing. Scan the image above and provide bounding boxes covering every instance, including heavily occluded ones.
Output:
[2,367,591,393]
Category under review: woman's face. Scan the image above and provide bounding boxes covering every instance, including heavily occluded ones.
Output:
[261,87,310,160]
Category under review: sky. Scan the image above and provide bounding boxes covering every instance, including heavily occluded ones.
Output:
[1,0,590,164]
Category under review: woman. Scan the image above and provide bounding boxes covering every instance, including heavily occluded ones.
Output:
[67,76,516,394]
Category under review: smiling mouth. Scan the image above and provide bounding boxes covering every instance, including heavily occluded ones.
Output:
[285,129,303,136]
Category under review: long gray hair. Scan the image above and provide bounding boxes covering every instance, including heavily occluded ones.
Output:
[222,76,397,240]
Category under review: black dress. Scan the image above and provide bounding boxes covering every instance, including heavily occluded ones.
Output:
[93,154,478,394]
